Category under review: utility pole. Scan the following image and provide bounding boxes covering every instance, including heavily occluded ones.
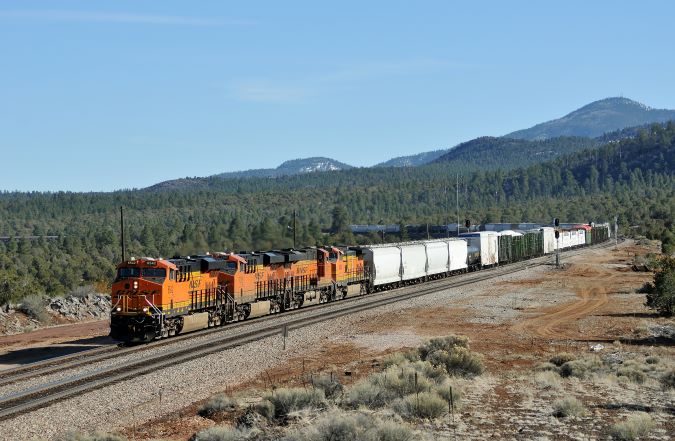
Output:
[456,173,460,237]
[445,186,449,238]
[120,206,126,262]
[614,215,618,247]
[293,210,297,249]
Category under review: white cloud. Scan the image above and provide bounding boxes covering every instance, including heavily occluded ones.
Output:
[226,58,474,103]
[0,10,252,26]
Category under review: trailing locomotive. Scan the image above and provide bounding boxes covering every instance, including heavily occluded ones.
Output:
[110,223,610,342]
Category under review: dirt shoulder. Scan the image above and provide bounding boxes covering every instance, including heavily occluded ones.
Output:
[0,319,111,370]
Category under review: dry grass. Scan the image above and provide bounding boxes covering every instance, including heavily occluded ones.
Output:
[552,396,585,418]
[535,371,562,390]
[392,391,448,420]
[283,410,412,441]
[17,294,48,322]
[190,426,250,441]
[549,352,576,367]
[56,432,126,441]
[265,387,327,420]
[198,394,238,418]
[610,412,655,440]
[660,368,675,389]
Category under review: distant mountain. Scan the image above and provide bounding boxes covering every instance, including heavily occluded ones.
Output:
[431,136,598,171]
[213,157,353,180]
[375,148,451,167]
[506,97,675,140]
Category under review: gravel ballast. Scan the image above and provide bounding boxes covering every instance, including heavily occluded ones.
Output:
[2,250,600,440]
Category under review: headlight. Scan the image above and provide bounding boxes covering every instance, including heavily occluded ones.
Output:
[116,307,121,312]
[142,307,149,313]
[133,281,139,289]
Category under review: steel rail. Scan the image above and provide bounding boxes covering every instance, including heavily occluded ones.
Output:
[0,240,615,416]
[0,240,615,420]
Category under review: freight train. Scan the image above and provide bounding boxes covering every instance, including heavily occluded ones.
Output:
[110,223,610,342]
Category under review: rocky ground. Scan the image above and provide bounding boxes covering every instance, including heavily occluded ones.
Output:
[0,292,112,368]
[0,292,110,335]
[1,240,673,440]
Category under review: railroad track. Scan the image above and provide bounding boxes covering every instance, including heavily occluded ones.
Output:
[0,240,616,420]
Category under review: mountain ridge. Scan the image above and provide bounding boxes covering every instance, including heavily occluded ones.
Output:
[505,97,675,140]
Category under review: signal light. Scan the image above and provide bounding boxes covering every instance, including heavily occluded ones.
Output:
[465,219,471,228]
[555,230,560,239]
[554,218,560,227]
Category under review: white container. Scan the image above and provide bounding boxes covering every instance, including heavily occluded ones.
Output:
[578,229,586,246]
[361,246,401,286]
[460,232,498,266]
[561,231,571,249]
[540,227,556,254]
[425,240,450,276]
[498,230,523,237]
[448,239,469,271]
[400,243,427,280]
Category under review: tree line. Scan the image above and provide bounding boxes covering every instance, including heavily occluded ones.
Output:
[0,123,673,303]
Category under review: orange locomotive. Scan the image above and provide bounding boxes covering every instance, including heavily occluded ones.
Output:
[110,247,365,342]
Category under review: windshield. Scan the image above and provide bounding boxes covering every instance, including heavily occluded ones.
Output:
[223,261,237,275]
[142,268,166,279]
[117,267,140,279]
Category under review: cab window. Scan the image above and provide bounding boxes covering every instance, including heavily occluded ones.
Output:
[142,268,167,279]
[116,267,140,280]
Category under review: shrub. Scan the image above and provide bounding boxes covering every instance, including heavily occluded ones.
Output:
[535,362,559,372]
[265,387,327,419]
[418,335,469,360]
[552,396,585,418]
[254,399,275,420]
[283,411,412,441]
[559,359,600,379]
[610,412,655,440]
[535,371,562,390]
[374,420,413,441]
[17,294,48,322]
[408,360,448,384]
[617,366,647,384]
[190,426,250,441]
[660,368,675,389]
[347,363,436,409]
[69,285,97,298]
[57,433,126,441]
[435,382,461,410]
[645,356,659,365]
[644,256,675,316]
[311,413,359,441]
[310,373,344,399]
[198,394,238,418]
[427,346,484,377]
[346,380,392,409]
[549,353,576,367]
[392,392,447,420]
[381,352,408,368]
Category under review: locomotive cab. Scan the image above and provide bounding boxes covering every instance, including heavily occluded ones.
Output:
[110,259,170,342]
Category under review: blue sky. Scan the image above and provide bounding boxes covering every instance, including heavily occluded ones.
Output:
[2,1,674,192]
